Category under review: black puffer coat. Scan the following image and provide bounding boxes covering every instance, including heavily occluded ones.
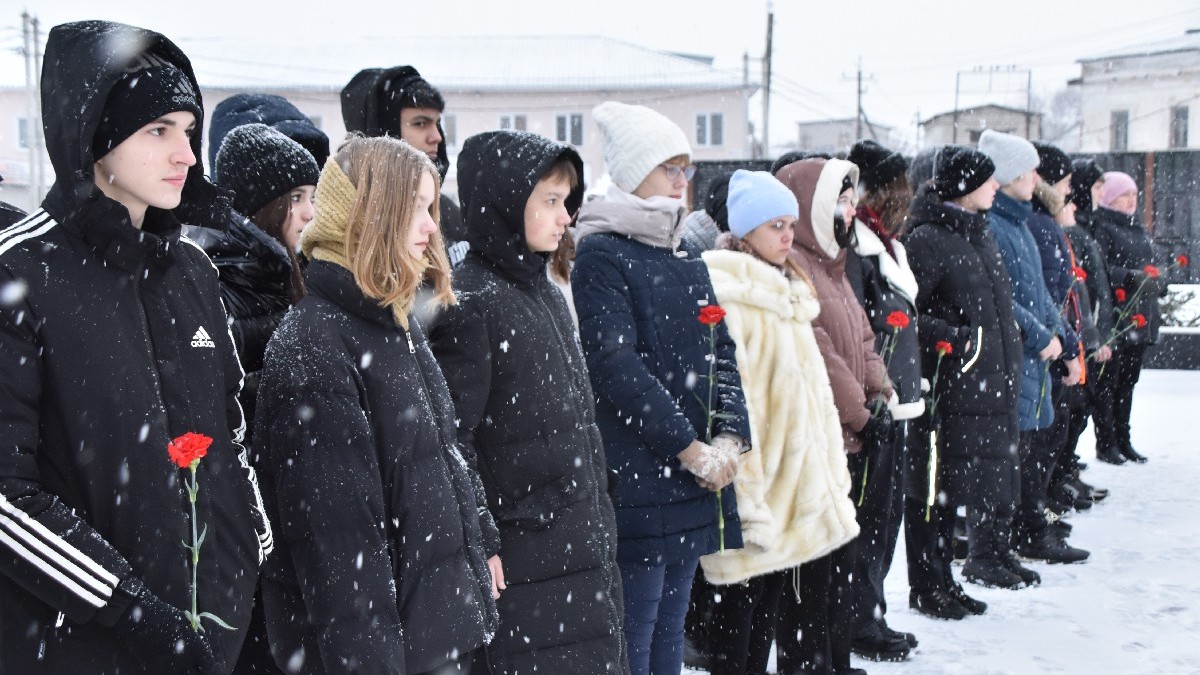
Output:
[255,261,498,675]
[903,187,1022,468]
[1064,223,1115,346]
[185,216,293,439]
[1091,206,1163,345]
[429,131,627,675]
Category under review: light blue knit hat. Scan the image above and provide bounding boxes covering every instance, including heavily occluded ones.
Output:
[727,169,800,238]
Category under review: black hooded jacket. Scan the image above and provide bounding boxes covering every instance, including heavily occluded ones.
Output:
[0,21,270,673]
[1091,206,1163,345]
[340,66,469,254]
[903,186,1023,455]
[428,131,628,675]
[207,93,330,171]
[255,261,499,674]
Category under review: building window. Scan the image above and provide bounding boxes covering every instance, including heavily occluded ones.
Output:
[1111,110,1129,151]
[17,117,31,149]
[555,113,584,146]
[1170,106,1189,149]
[442,114,458,149]
[499,114,527,132]
[695,113,724,147]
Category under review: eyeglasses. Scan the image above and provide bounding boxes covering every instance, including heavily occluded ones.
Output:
[659,163,697,181]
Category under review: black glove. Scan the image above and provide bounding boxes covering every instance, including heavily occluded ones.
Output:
[110,577,216,675]
[861,404,895,451]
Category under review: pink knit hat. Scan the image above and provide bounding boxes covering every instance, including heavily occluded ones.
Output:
[1099,171,1138,213]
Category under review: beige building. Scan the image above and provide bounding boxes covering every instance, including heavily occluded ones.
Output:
[794,118,898,155]
[0,35,757,213]
[1073,29,1200,153]
[920,103,1042,147]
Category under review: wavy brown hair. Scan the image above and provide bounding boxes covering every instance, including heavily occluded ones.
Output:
[858,173,913,236]
[337,136,455,327]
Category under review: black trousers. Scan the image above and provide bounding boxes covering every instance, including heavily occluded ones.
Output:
[848,422,905,638]
[1019,381,1069,534]
[905,494,957,593]
[232,587,286,675]
[1093,344,1146,453]
[1052,384,1090,487]
[707,572,788,675]
[775,541,857,675]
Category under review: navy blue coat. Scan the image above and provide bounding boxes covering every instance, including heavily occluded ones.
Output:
[572,212,750,566]
[1027,206,1080,360]
[987,192,1060,430]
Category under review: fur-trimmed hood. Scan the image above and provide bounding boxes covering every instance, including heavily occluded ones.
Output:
[777,157,859,261]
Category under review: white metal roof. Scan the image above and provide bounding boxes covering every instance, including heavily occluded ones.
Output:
[1078,30,1200,63]
[180,34,754,92]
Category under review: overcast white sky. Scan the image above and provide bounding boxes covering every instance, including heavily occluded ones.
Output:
[3,0,1198,149]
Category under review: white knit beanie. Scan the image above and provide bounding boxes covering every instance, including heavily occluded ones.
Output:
[978,129,1040,186]
[593,101,692,193]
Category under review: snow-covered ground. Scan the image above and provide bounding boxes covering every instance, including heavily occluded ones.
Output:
[686,368,1200,675]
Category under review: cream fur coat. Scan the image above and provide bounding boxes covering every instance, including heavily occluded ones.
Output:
[699,249,860,585]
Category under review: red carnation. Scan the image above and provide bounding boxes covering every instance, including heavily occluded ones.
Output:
[1132,313,1148,329]
[935,340,953,356]
[886,311,910,330]
[1177,254,1189,268]
[168,432,212,469]
[1072,266,1087,281]
[1114,288,1127,303]
[699,305,727,326]
[1144,264,1160,279]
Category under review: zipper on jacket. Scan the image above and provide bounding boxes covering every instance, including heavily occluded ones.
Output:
[36,612,66,661]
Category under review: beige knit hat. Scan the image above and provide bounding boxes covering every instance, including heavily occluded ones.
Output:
[301,157,356,269]
[593,101,692,193]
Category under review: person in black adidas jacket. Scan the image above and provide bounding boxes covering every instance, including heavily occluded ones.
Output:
[0,21,272,675]
[254,135,498,675]
[429,130,627,675]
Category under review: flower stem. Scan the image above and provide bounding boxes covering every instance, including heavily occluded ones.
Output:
[188,465,200,632]
[706,324,725,552]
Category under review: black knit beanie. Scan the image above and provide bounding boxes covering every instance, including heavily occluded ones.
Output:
[1033,142,1072,183]
[93,55,203,160]
[1070,158,1104,212]
[933,146,995,200]
[214,123,320,218]
[379,70,445,133]
[848,139,908,193]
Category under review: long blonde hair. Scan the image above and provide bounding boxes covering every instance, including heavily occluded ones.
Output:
[336,135,455,327]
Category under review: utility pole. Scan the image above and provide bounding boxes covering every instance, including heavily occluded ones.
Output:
[761,3,774,158]
[952,71,962,144]
[20,12,46,204]
[856,57,863,141]
[1025,69,1033,140]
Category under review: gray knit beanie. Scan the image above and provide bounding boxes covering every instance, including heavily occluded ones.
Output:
[978,129,1040,186]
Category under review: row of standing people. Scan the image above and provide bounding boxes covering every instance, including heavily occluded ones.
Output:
[0,18,1162,675]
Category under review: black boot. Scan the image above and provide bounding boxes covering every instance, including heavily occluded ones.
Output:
[963,557,1025,589]
[909,588,968,620]
[850,626,911,662]
[1097,447,1127,465]
[1073,476,1108,501]
[879,621,918,649]
[1120,445,1148,464]
[948,582,987,615]
[1017,529,1090,564]
[1001,550,1042,586]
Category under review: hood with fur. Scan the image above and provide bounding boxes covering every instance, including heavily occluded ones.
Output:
[777,158,859,262]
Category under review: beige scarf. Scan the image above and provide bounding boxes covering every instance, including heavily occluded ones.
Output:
[301,159,355,269]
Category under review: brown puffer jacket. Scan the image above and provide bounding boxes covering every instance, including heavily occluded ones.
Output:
[777,158,891,454]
